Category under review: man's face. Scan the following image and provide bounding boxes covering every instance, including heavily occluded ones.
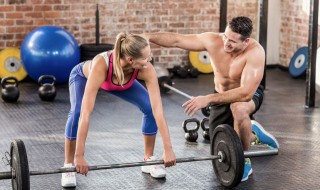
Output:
[222,26,248,54]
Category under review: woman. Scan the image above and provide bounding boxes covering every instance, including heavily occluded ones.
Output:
[61,33,176,187]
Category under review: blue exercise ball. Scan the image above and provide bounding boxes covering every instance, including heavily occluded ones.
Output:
[21,26,80,83]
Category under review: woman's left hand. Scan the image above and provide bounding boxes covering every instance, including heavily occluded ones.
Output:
[162,148,176,168]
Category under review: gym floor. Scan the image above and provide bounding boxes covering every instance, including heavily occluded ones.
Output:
[0,68,319,190]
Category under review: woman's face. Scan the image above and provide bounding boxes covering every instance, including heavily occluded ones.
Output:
[131,46,152,69]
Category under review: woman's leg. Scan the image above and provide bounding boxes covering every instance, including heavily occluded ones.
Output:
[64,64,87,164]
[108,80,158,159]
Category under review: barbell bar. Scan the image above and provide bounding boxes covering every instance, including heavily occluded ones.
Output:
[158,76,211,117]
[1,124,278,189]
[0,148,278,179]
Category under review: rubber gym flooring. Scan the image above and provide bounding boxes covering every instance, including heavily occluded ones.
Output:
[0,68,319,190]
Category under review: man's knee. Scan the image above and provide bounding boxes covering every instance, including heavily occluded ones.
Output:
[230,102,251,122]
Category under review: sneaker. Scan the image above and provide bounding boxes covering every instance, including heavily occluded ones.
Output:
[251,120,280,148]
[61,163,76,187]
[241,158,253,182]
[141,156,166,178]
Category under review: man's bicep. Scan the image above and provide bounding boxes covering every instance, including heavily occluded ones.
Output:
[176,32,216,51]
[240,56,265,93]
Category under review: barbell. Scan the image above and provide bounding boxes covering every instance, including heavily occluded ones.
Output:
[154,65,211,117]
[158,76,210,116]
[0,124,278,189]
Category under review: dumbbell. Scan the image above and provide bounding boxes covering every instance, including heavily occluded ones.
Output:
[171,66,188,78]
[187,66,199,78]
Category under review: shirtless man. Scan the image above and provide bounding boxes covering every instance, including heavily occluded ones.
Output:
[143,16,279,182]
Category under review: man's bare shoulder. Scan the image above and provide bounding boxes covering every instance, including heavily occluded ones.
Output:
[198,32,222,50]
[247,39,264,52]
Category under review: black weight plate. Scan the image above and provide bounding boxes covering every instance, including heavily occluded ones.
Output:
[201,106,210,117]
[211,124,244,188]
[80,43,114,52]
[10,139,30,190]
[158,76,172,93]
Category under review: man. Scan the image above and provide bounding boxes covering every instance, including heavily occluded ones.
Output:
[143,16,279,182]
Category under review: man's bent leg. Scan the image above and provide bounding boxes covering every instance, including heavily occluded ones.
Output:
[230,101,255,151]
[230,101,255,182]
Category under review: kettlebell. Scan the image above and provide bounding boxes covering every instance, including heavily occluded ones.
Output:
[200,118,210,141]
[182,118,200,142]
[38,75,56,101]
[1,76,19,103]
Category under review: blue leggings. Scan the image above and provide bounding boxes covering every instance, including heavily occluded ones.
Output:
[65,63,158,140]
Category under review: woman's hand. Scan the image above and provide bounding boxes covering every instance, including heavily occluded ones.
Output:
[162,148,176,167]
[74,155,89,176]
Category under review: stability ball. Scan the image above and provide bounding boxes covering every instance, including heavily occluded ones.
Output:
[21,26,80,84]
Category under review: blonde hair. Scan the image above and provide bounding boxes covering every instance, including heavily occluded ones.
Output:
[113,33,149,85]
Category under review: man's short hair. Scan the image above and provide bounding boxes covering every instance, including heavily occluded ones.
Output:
[228,16,253,41]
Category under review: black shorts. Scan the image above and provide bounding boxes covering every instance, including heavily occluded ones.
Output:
[208,85,264,139]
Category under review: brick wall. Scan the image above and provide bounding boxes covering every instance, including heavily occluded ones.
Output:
[1,0,259,68]
[279,0,309,67]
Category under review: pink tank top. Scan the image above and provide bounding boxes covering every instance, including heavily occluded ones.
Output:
[99,52,139,91]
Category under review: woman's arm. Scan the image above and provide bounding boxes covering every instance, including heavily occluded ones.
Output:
[74,55,108,174]
[138,63,176,166]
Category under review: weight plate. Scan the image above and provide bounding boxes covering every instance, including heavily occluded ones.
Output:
[0,48,27,81]
[288,46,308,78]
[211,124,244,188]
[189,51,213,74]
[10,139,30,190]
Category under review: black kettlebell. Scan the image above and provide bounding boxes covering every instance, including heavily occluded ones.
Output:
[200,118,210,141]
[38,75,56,101]
[1,76,19,103]
[201,106,211,117]
[182,118,200,142]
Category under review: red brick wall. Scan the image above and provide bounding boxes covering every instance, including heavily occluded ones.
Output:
[280,0,309,67]
[0,0,259,68]
[227,1,259,40]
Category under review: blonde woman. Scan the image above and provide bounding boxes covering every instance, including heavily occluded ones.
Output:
[61,33,176,187]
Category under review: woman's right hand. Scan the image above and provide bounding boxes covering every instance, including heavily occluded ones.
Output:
[74,155,89,176]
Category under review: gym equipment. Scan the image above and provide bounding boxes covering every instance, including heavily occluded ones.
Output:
[288,46,308,78]
[20,26,80,84]
[201,118,210,141]
[201,106,211,117]
[80,4,114,62]
[0,48,27,81]
[1,76,19,103]
[187,66,200,78]
[173,66,189,78]
[38,75,57,101]
[182,118,200,142]
[189,51,213,74]
[0,124,278,189]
